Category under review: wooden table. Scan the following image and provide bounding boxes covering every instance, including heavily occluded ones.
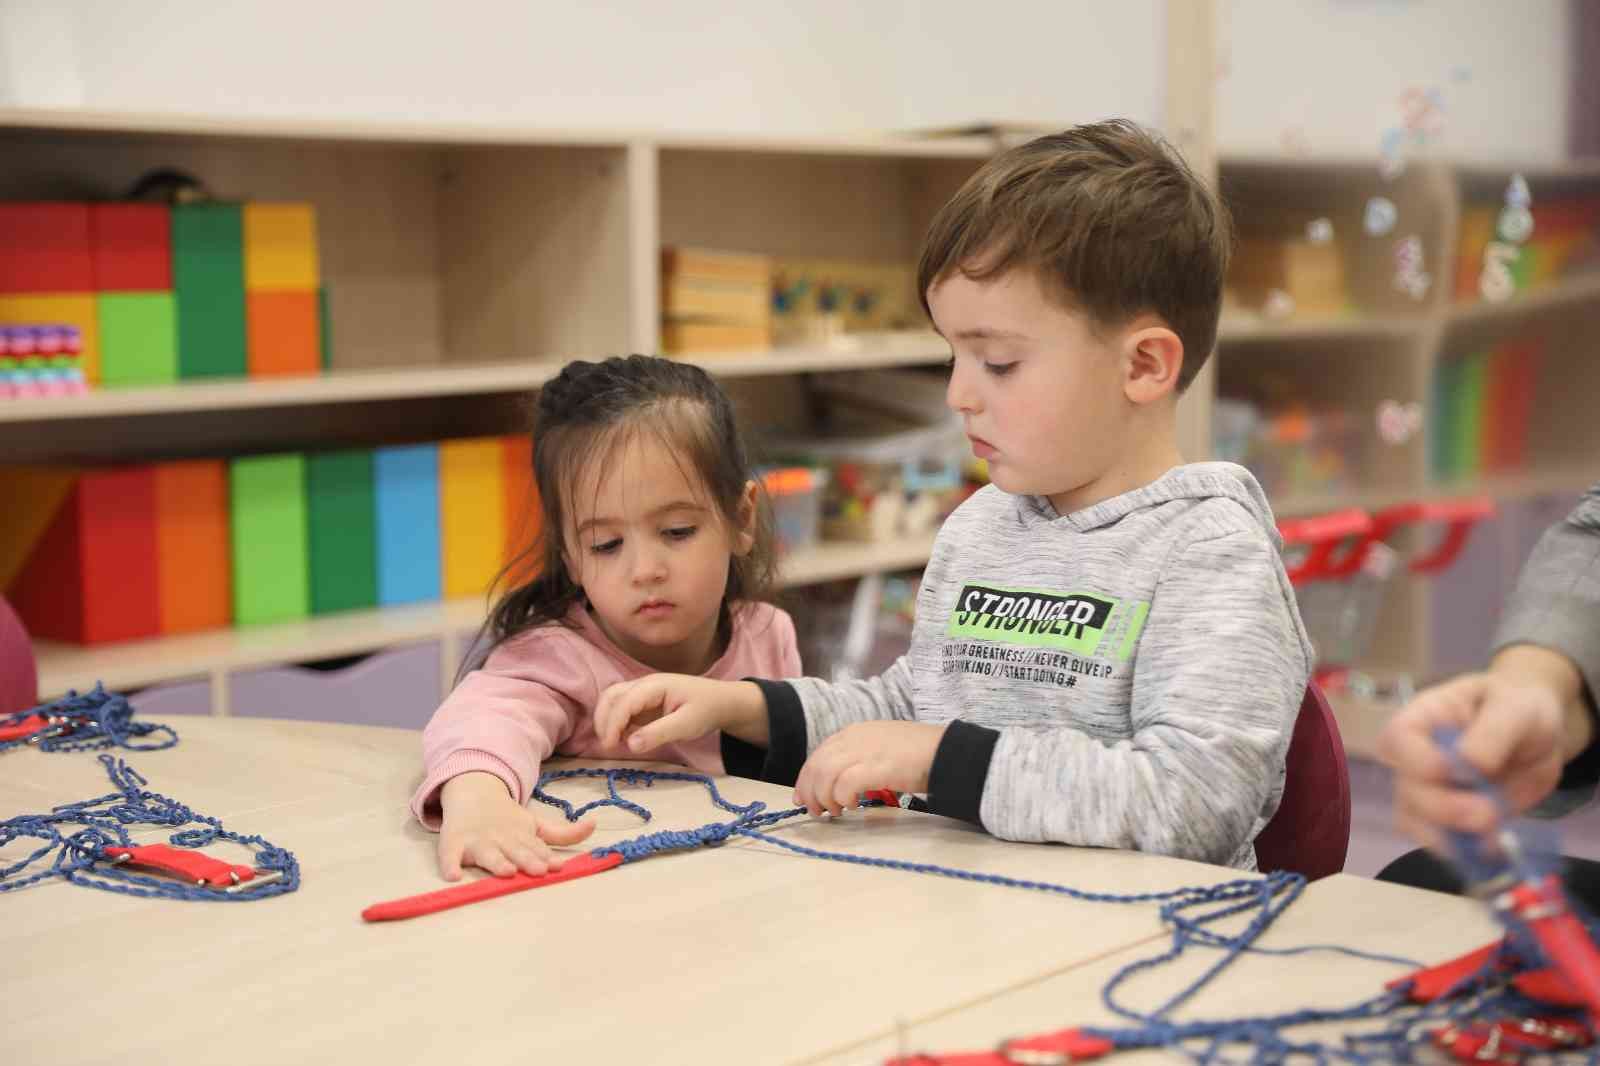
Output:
[2,718,1501,1066]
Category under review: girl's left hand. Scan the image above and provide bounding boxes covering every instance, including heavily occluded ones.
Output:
[793,721,948,817]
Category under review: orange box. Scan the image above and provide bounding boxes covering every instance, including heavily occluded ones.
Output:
[155,460,232,634]
[247,290,320,377]
[501,435,541,570]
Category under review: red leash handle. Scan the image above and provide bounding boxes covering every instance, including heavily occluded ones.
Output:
[103,844,259,887]
[0,714,50,742]
[362,851,623,922]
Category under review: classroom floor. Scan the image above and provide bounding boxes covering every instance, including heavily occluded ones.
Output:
[1345,757,1600,878]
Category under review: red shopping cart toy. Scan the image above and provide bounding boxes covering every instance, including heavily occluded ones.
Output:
[1279,497,1493,699]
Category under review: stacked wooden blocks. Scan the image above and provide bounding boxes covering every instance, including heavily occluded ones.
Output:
[660,247,772,354]
[0,435,538,645]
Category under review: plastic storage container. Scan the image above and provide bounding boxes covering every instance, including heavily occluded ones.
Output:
[760,466,826,552]
[759,369,968,542]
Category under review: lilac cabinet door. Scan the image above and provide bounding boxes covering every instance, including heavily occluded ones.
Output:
[129,678,213,717]
[229,641,442,729]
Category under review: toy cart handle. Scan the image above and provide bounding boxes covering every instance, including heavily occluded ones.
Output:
[1368,497,1495,575]
[1277,509,1373,585]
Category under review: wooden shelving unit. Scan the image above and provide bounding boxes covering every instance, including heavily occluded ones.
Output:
[33,532,940,703]
[0,107,979,700]
[1215,155,1599,751]
[4,105,1593,726]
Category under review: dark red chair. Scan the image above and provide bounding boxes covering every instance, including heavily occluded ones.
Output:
[1254,681,1350,881]
[0,593,38,715]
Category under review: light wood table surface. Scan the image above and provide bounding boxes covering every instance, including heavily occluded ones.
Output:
[2,718,1494,1066]
[808,873,1505,1065]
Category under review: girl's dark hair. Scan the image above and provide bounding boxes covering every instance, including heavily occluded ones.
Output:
[468,354,777,676]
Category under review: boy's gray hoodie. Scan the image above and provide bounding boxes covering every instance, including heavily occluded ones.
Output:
[726,462,1314,870]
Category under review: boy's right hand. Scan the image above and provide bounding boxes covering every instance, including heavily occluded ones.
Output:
[595,675,769,752]
[437,771,595,881]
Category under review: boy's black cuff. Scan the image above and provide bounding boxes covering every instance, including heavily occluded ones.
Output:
[926,719,1000,827]
[717,679,808,787]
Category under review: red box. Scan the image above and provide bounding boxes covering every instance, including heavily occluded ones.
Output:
[91,203,172,291]
[0,203,95,294]
[8,467,161,645]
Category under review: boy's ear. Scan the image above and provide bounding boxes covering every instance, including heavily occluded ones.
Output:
[1122,323,1184,404]
[734,480,759,556]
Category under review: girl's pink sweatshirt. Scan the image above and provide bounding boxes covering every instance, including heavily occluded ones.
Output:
[411,601,801,829]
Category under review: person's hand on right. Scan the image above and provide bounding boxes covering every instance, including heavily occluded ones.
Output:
[1376,669,1565,852]
[436,771,594,881]
[594,675,769,753]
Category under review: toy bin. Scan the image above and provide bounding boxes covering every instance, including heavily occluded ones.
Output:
[758,369,968,543]
[760,466,826,553]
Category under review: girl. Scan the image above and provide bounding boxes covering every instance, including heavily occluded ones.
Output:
[411,355,801,880]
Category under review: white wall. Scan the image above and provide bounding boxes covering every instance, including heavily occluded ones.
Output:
[0,0,1163,137]
[1217,0,1572,164]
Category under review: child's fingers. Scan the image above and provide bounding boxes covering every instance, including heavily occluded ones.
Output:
[437,832,466,881]
[594,679,639,747]
[463,840,520,878]
[536,816,596,848]
[626,705,708,752]
[497,837,553,877]
[831,763,879,815]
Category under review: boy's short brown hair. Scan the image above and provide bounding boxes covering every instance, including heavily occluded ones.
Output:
[917,119,1232,392]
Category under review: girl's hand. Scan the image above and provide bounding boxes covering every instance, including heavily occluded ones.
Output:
[794,722,947,817]
[595,675,769,752]
[437,772,595,881]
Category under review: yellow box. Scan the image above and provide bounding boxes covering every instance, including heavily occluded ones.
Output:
[0,293,102,384]
[243,202,321,291]
[440,438,507,599]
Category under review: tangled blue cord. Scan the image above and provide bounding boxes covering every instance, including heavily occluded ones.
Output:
[0,684,178,754]
[533,767,1596,1066]
[0,754,297,902]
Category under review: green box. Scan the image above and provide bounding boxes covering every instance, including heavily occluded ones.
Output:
[230,453,310,625]
[173,203,247,378]
[307,450,377,614]
[98,292,177,386]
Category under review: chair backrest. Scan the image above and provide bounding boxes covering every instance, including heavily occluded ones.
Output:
[1254,681,1350,881]
[0,593,38,715]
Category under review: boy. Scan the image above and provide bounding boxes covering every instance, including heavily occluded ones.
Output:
[597,120,1313,870]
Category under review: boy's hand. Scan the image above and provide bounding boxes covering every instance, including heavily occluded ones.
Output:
[794,722,947,817]
[437,772,595,881]
[594,675,768,752]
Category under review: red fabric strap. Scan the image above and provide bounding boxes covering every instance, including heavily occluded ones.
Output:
[1388,941,1503,1002]
[0,713,49,741]
[362,851,624,922]
[104,844,258,887]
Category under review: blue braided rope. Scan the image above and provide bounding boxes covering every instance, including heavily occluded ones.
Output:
[537,767,1596,1066]
[0,754,297,902]
[0,684,178,754]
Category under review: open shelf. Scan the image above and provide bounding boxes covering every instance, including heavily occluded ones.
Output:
[33,532,940,699]
[1447,272,1600,326]
[1218,311,1425,343]
[0,331,949,425]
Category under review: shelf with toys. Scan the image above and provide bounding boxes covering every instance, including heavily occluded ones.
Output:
[32,531,943,710]
[1216,151,1599,751]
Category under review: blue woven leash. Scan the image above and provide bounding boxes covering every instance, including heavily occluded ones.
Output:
[0,754,298,902]
[533,767,1480,1064]
[0,684,178,754]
